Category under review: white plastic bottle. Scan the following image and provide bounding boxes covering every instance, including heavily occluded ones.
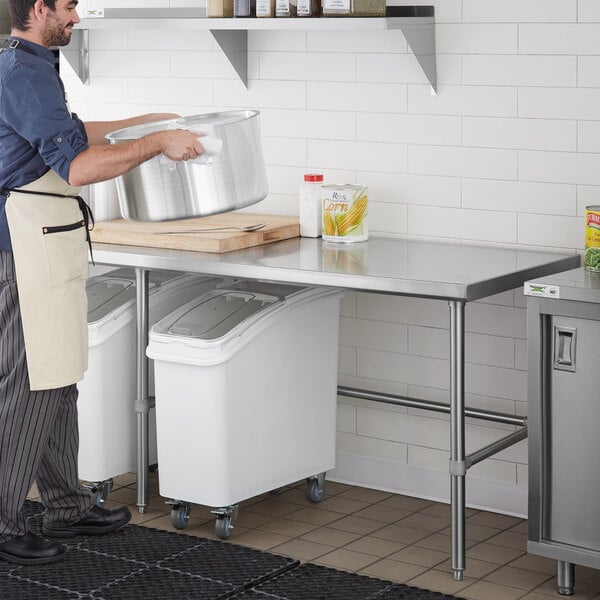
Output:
[299,173,324,237]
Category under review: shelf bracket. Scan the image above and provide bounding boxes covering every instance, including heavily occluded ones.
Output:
[62,28,89,85]
[210,29,248,88]
[387,11,437,94]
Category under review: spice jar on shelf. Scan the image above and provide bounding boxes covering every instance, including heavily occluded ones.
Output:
[297,0,320,17]
[256,0,275,16]
[234,0,253,17]
[351,0,386,16]
[276,0,297,17]
[322,0,351,16]
[208,0,234,17]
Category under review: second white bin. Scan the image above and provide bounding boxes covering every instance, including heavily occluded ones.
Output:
[147,281,342,535]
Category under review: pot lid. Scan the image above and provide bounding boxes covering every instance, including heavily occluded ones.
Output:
[106,110,259,141]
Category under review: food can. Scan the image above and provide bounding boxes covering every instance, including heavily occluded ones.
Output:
[585,205,600,272]
[321,184,368,243]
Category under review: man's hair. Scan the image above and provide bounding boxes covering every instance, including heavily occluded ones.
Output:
[9,0,57,31]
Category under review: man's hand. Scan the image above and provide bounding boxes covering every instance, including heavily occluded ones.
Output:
[154,129,205,162]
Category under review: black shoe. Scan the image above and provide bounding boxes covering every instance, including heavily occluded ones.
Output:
[0,533,65,565]
[42,505,132,538]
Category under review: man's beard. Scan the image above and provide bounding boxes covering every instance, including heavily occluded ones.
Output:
[42,14,73,47]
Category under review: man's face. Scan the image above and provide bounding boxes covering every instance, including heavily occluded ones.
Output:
[42,0,80,47]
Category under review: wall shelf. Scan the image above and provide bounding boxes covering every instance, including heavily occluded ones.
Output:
[65,6,436,91]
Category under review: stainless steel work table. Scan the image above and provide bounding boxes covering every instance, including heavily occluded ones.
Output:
[92,235,580,581]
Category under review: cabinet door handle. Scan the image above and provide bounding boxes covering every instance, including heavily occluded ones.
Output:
[553,326,577,372]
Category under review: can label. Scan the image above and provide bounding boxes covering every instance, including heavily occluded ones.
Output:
[321,184,368,243]
[585,205,600,272]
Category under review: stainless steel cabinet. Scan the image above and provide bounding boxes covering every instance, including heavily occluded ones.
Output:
[526,268,600,596]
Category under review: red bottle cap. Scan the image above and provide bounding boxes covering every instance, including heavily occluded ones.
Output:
[304,174,324,182]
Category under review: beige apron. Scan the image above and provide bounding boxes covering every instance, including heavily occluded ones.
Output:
[5,169,90,391]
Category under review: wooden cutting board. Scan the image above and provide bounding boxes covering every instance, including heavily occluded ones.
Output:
[90,213,299,254]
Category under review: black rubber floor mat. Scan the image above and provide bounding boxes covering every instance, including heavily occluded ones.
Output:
[248,563,391,599]
[159,537,298,588]
[13,547,143,595]
[90,565,235,600]
[77,523,202,564]
[0,574,80,598]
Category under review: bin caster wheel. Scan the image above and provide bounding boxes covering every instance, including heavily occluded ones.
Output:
[86,479,114,507]
[305,474,325,503]
[170,502,191,530]
[215,516,233,539]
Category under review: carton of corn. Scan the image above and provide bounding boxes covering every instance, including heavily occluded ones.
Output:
[585,205,600,272]
[321,184,368,243]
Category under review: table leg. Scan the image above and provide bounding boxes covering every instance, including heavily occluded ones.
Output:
[135,268,150,514]
[449,300,466,581]
[557,561,575,595]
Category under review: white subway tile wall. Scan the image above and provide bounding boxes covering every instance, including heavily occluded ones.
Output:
[58,0,595,516]
[581,0,600,22]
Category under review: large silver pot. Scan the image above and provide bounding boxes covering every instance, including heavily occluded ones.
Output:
[106,110,268,222]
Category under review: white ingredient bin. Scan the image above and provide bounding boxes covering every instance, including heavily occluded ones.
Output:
[147,280,342,537]
[77,268,221,501]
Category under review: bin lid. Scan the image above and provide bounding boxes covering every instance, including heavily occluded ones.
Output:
[148,282,342,365]
[155,290,282,340]
[226,280,307,299]
[86,268,186,322]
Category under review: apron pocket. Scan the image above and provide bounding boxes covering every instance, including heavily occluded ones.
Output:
[43,220,88,286]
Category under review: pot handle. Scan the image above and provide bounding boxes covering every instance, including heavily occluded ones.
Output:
[159,135,223,167]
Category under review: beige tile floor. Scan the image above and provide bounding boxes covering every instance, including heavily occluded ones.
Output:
[31,474,600,600]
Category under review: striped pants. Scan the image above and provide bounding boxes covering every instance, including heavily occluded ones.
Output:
[0,251,94,542]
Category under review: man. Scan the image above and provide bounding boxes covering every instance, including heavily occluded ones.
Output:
[0,0,204,565]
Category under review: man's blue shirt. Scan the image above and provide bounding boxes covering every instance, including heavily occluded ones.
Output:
[0,37,88,251]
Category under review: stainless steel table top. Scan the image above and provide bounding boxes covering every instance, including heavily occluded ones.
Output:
[93,236,580,302]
